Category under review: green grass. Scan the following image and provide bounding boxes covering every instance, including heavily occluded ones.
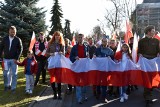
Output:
[0,63,50,107]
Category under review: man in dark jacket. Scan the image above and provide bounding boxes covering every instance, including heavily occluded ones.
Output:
[88,37,96,59]
[138,25,160,107]
[70,34,88,104]
[95,38,114,102]
[33,32,48,86]
[0,26,23,93]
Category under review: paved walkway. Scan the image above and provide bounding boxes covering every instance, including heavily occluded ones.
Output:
[29,84,67,107]
[29,85,160,107]
[62,86,160,107]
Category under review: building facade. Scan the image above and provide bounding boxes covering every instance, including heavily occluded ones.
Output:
[143,0,160,3]
[136,2,160,35]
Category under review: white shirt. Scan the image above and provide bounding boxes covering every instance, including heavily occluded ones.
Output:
[9,36,14,50]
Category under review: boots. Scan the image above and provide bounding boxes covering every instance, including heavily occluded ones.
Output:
[53,91,57,99]
[58,92,62,100]
[51,82,62,100]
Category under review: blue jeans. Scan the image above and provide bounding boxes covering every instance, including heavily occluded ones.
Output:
[3,59,18,90]
[119,86,127,97]
[76,86,87,102]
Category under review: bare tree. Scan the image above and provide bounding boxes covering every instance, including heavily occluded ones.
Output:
[104,0,134,35]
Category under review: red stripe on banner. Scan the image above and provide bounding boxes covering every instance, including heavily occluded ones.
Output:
[48,68,160,88]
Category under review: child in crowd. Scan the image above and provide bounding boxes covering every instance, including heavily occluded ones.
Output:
[65,45,72,58]
[114,43,132,102]
[16,51,37,94]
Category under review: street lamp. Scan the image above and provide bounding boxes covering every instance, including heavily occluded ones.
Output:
[97,19,106,34]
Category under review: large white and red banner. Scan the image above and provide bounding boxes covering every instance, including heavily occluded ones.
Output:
[48,54,160,88]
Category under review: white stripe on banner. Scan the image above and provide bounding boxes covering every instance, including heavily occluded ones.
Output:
[137,56,160,72]
[47,54,160,73]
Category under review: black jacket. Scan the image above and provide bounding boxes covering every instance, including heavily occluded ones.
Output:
[0,36,23,60]
[70,43,88,63]
[138,37,160,59]
[33,42,47,61]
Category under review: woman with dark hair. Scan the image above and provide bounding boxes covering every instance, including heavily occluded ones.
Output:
[46,31,65,100]
[114,43,131,103]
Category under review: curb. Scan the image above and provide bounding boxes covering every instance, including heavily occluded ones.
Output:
[28,86,48,107]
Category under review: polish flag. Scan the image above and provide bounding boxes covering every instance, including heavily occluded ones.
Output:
[47,54,160,88]
[71,36,76,46]
[29,31,36,51]
[132,33,138,63]
[114,38,122,61]
[124,19,133,44]
[112,31,117,40]
[116,38,122,53]
[154,33,160,40]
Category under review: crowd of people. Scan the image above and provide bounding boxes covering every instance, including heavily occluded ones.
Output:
[0,25,160,107]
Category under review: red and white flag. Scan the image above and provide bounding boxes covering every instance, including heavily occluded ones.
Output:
[112,31,117,40]
[114,38,122,61]
[132,33,138,63]
[124,19,133,44]
[47,54,160,88]
[116,38,122,53]
[154,33,160,40]
[71,36,76,46]
[29,31,36,51]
